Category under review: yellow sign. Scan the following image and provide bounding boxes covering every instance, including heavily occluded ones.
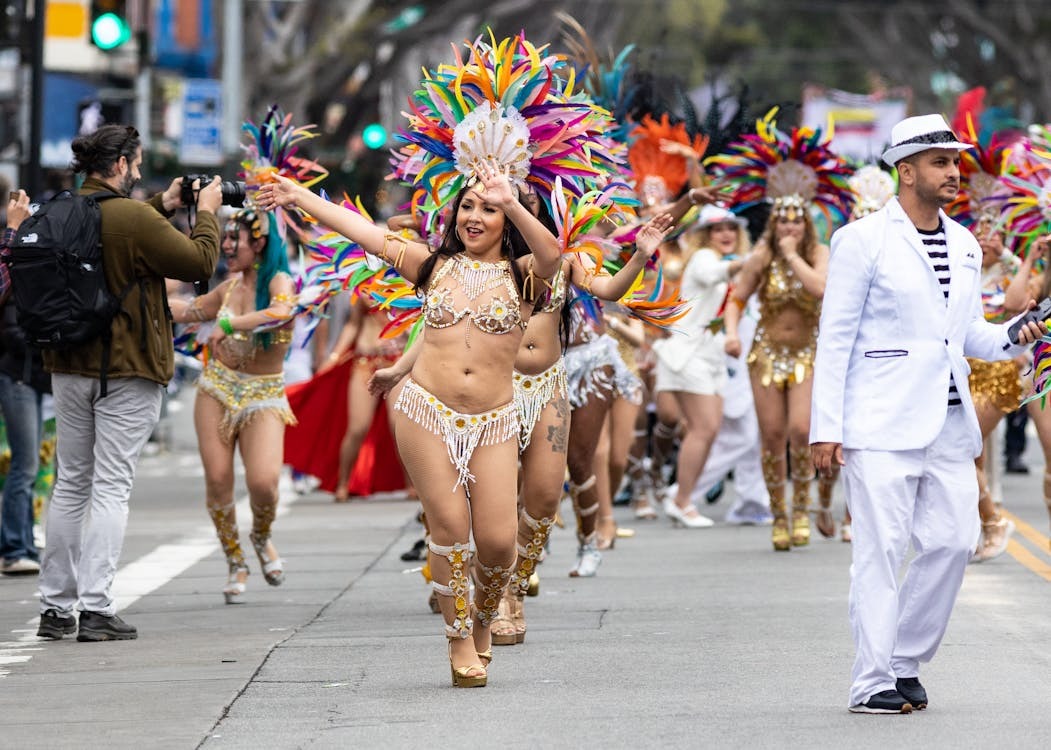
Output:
[46,1,87,39]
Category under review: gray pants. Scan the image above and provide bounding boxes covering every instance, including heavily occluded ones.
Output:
[38,374,162,616]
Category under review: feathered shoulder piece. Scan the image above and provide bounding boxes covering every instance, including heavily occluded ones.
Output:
[389,29,622,215]
[628,113,709,207]
[241,105,328,239]
[707,107,854,227]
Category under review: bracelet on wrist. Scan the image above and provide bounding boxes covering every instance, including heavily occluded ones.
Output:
[218,317,234,336]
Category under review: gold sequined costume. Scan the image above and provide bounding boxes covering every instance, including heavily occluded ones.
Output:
[197,359,297,444]
[967,358,1022,414]
[747,257,820,388]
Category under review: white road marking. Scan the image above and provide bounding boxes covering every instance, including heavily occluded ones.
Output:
[5,473,298,677]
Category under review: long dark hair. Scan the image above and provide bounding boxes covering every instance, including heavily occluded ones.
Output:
[414,185,557,300]
[70,125,140,176]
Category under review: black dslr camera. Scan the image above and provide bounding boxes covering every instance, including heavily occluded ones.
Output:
[180,174,246,207]
[1008,296,1051,344]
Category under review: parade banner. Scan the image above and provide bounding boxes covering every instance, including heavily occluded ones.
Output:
[801,85,911,163]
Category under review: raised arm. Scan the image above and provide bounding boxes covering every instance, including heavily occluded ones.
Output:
[780,238,829,298]
[168,280,227,324]
[574,213,675,301]
[256,176,431,283]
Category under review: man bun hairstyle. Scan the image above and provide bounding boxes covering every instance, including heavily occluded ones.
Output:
[70,125,140,176]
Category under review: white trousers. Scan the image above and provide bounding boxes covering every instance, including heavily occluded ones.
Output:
[843,406,980,707]
[38,375,162,616]
[690,411,769,508]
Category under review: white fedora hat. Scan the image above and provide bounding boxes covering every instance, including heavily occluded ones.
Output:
[882,114,972,167]
[696,204,747,228]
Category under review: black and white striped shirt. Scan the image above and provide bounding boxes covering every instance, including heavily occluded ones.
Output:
[918,221,960,405]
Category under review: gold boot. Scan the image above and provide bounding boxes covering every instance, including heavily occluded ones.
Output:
[429,541,486,688]
[790,446,813,547]
[762,451,790,551]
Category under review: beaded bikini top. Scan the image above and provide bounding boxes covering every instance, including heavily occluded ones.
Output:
[216,279,294,367]
[423,254,525,344]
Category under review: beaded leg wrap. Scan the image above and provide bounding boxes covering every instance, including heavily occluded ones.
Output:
[429,541,473,640]
[789,446,813,546]
[762,450,790,551]
[249,494,278,539]
[207,501,246,569]
[473,559,514,628]
[568,474,600,544]
[651,421,678,496]
[512,509,556,598]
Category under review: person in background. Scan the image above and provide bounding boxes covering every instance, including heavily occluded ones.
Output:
[0,189,47,576]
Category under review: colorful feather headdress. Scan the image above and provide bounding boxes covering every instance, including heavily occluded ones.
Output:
[627,113,709,207]
[240,104,328,239]
[998,126,1051,253]
[389,30,623,216]
[946,117,1015,230]
[707,108,854,225]
[848,165,896,220]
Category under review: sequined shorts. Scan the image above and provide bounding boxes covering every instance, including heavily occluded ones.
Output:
[746,327,816,389]
[198,359,297,444]
[967,358,1022,414]
[564,335,643,408]
[514,359,568,451]
[393,377,518,491]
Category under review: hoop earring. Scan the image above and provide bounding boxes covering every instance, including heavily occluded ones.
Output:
[502,228,510,251]
[455,226,463,243]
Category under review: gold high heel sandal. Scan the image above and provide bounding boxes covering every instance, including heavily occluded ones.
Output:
[448,641,487,688]
[490,590,519,646]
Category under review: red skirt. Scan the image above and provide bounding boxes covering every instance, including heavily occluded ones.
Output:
[283,360,405,496]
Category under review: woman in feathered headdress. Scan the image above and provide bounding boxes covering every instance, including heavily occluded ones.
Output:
[169,106,326,604]
[709,108,853,552]
[258,30,579,687]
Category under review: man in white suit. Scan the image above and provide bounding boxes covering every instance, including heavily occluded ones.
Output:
[810,114,1047,714]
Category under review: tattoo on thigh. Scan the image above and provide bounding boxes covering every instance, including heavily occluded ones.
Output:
[547,396,569,453]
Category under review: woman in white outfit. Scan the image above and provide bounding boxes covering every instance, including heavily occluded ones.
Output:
[652,205,748,526]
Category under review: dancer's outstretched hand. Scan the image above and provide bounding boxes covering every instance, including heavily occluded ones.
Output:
[256,174,302,210]
[635,213,675,258]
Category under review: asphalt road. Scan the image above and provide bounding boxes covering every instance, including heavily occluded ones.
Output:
[1,389,1049,749]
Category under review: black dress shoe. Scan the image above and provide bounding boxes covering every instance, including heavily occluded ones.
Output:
[76,611,138,642]
[849,689,914,714]
[895,677,928,709]
[37,609,77,639]
[1004,455,1030,474]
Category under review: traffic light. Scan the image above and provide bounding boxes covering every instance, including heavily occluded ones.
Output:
[89,0,130,51]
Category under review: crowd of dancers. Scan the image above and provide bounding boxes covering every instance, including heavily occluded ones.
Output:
[12,21,1051,694]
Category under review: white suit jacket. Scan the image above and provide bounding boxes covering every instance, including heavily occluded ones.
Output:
[810,197,1026,456]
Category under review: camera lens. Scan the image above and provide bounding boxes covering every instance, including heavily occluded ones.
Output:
[220,181,247,207]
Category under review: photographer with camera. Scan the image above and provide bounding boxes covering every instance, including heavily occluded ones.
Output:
[35,124,221,642]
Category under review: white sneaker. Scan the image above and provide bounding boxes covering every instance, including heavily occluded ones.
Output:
[1,558,40,575]
[725,500,774,526]
[568,541,602,577]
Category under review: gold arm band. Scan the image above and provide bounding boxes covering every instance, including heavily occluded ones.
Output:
[729,294,746,312]
[381,233,408,269]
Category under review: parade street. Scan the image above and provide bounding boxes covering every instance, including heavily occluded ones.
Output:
[1,390,1049,750]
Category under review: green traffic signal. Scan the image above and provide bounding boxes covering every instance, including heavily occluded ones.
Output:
[91,12,131,51]
[362,123,388,149]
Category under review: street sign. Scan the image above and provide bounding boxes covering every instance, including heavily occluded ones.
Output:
[179,77,222,166]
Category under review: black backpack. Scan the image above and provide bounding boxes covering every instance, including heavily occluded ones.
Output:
[5,189,138,396]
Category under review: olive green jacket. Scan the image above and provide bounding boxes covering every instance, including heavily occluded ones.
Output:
[43,177,220,386]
